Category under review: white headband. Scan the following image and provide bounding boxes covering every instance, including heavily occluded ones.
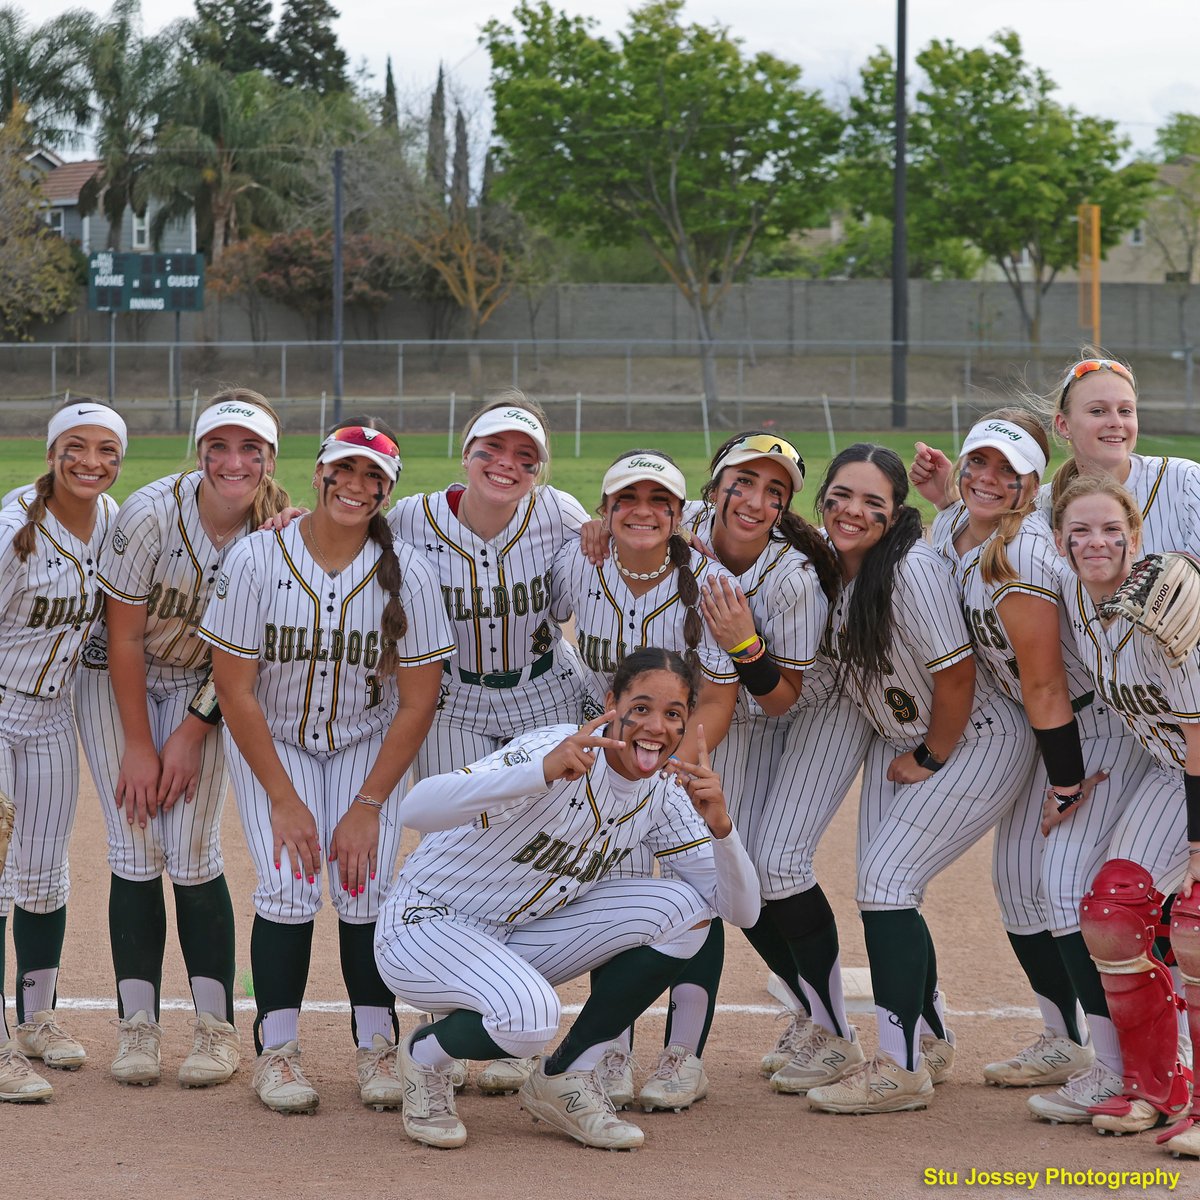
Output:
[463,407,549,463]
[601,453,688,501]
[194,399,278,450]
[47,403,128,453]
[960,419,1048,478]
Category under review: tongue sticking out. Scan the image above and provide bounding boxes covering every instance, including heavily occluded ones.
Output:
[633,742,662,773]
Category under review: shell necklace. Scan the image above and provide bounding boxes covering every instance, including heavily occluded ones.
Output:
[612,546,672,582]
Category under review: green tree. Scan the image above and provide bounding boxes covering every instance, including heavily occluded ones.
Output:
[381,54,398,132]
[1157,112,1200,160]
[0,5,94,147]
[426,63,446,197]
[272,0,348,95]
[484,0,842,402]
[188,0,275,74]
[845,32,1156,346]
[0,105,77,337]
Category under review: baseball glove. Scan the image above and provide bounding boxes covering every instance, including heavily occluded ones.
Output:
[1098,552,1200,668]
[0,788,13,867]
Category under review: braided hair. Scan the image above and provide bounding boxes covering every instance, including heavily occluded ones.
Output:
[12,468,55,563]
[815,443,924,695]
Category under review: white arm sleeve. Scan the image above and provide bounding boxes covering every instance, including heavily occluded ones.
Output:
[666,828,761,928]
[397,758,552,833]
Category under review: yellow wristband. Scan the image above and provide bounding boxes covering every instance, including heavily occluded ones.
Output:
[727,634,760,654]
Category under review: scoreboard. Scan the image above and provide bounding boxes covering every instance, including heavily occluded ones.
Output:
[88,252,205,313]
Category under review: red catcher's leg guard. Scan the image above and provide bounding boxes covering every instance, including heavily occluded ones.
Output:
[1080,860,1191,1121]
[1160,887,1200,1142]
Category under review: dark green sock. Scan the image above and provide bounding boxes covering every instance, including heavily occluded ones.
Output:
[545,945,687,1076]
[665,919,724,1054]
[109,875,166,1019]
[173,877,236,1022]
[741,908,812,1016]
[1007,930,1083,1043]
[414,1010,510,1061]
[1055,931,1109,1021]
[338,920,396,1044]
[919,914,945,1041]
[767,887,845,1038]
[250,914,314,1053]
[0,913,8,1038]
[13,905,67,1023]
[861,908,926,1070]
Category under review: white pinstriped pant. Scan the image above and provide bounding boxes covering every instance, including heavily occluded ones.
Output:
[374,878,711,1057]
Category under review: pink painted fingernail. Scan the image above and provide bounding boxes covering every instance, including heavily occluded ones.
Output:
[370,871,376,880]
[295,871,302,879]
[307,875,315,884]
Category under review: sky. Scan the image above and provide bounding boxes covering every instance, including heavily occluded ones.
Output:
[33,0,1200,156]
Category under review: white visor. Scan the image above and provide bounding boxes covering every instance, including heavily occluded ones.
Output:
[194,400,278,450]
[960,419,1047,479]
[463,407,549,463]
[47,403,128,453]
[601,453,688,501]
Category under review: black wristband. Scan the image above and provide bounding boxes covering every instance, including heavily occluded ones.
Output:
[734,653,782,697]
[913,741,945,772]
[1186,773,1200,842]
[1054,789,1083,814]
[187,676,222,726]
[1032,719,1086,789]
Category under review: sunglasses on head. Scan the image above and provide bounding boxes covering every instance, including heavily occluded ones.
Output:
[323,426,401,462]
[1059,359,1136,408]
[718,433,804,474]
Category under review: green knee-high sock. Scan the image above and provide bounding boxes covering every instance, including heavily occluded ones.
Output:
[337,920,396,1044]
[1007,929,1083,1043]
[250,914,314,1053]
[919,914,946,1041]
[109,875,166,1020]
[173,878,235,1022]
[861,908,926,1071]
[1,913,9,1039]
[741,908,812,1015]
[665,919,724,1054]
[413,1010,511,1061]
[766,887,846,1038]
[1054,930,1109,1021]
[545,945,689,1076]
[13,905,67,1023]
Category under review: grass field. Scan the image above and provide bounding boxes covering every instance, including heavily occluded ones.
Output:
[4,427,1199,521]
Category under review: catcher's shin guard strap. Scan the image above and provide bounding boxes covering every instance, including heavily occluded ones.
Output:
[1032,719,1086,789]
[1082,862,1190,1116]
[1169,889,1200,1121]
[1186,774,1200,842]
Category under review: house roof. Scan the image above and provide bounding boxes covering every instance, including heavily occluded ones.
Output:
[40,159,102,205]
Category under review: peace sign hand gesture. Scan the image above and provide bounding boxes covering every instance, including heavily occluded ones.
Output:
[662,725,733,838]
[543,712,626,784]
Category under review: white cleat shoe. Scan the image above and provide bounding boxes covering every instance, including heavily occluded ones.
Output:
[398,1033,466,1148]
[15,1010,86,1071]
[807,1053,934,1115]
[477,1056,536,1095]
[1093,1097,1163,1136]
[110,1011,162,1086]
[0,1041,53,1102]
[761,1011,814,1077]
[771,1026,864,1095]
[1027,1063,1123,1124]
[920,1035,955,1085]
[638,1044,709,1112]
[179,1012,240,1088]
[984,1031,1094,1087]
[356,1034,405,1111]
[252,1040,319,1114]
[519,1060,644,1150]
[596,1044,635,1110]
[1162,1120,1200,1158]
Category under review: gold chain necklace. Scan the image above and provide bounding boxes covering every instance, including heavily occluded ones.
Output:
[307,517,368,577]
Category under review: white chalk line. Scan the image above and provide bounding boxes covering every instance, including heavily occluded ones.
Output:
[7,997,1042,1020]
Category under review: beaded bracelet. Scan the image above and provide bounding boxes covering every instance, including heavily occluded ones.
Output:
[354,793,384,810]
[736,642,768,664]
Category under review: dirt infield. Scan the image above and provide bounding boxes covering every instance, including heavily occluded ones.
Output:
[7,765,1194,1200]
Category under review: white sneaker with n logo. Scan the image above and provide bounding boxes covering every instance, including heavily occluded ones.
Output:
[519,1060,644,1149]
[806,1052,934,1114]
[771,1026,864,1095]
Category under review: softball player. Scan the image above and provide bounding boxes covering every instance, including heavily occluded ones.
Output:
[200,424,454,1114]
[927,411,1154,1125]
[387,392,588,782]
[75,390,290,1088]
[373,647,760,1150]
[548,450,739,1109]
[1050,475,1200,1154]
[0,401,126,1103]
[799,444,1036,1115]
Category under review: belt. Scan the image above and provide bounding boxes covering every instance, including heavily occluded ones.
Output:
[1071,691,1095,713]
[449,651,554,689]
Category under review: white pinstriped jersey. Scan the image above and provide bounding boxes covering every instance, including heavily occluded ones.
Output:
[683,502,827,718]
[197,524,455,752]
[391,725,722,926]
[1060,578,1200,772]
[930,504,1100,719]
[1038,454,1200,556]
[0,493,117,699]
[825,539,1024,748]
[93,472,247,688]
[388,485,588,678]
[550,541,739,706]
